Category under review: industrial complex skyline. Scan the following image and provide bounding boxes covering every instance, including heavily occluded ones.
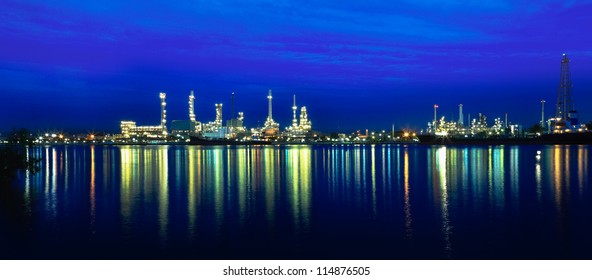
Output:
[1,1,592,132]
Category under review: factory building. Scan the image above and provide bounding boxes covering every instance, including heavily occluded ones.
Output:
[120,92,168,138]
[170,120,196,135]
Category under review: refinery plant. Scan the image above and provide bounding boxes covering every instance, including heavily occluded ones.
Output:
[117,89,314,143]
[421,54,589,143]
[5,54,591,146]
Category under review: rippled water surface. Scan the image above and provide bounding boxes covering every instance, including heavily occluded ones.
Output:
[1,144,591,259]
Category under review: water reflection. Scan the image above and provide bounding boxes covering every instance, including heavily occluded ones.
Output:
[119,146,136,237]
[259,147,275,226]
[118,146,170,243]
[187,147,198,241]
[403,148,412,240]
[552,146,563,213]
[578,146,588,195]
[509,147,519,203]
[434,147,452,255]
[157,147,169,246]
[536,158,543,203]
[90,145,96,236]
[285,146,312,232]
[13,144,592,259]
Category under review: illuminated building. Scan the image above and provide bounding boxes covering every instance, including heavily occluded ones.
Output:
[119,93,169,139]
[120,121,136,137]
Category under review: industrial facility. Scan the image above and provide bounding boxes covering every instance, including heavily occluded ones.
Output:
[283,94,312,139]
[260,89,280,138]
[118,89,314,143]
[423,54,588,138]
[119,92,168,139]
[425,105,517,138]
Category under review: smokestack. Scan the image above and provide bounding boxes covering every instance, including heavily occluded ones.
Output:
[231,92,235,118]
[541,100,545,129]
[267,89,273,120]
[458,104,464,127]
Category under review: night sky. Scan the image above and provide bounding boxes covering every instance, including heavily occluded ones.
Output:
[1,1,592,133]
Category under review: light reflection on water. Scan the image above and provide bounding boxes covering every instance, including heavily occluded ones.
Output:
[11,144,592,259]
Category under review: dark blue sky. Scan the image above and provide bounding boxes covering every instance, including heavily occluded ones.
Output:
[1,1,592,133]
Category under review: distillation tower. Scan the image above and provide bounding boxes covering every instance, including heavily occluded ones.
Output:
[189,90,196,123]
[160,92,167,136]
[215,103,223,127]
[263,89,279,136]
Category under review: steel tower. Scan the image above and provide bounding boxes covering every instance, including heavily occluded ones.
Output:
[556,54,573,121]
[160,92,167,135]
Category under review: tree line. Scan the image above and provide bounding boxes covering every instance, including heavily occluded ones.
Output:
[0,128,39,182]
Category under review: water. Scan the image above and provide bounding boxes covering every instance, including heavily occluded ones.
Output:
[1,144,591,259]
